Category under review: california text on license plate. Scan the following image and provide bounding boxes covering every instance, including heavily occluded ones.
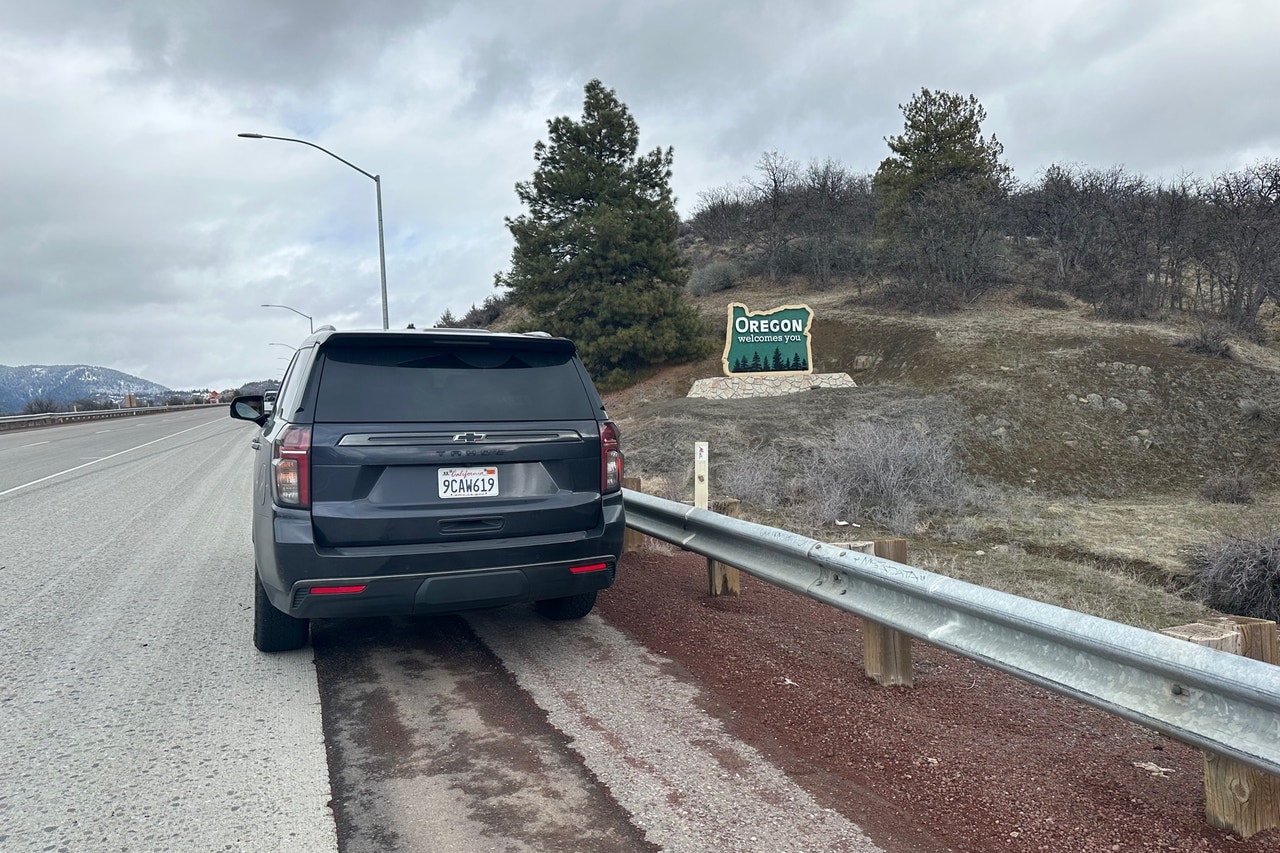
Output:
[438,466,499,499]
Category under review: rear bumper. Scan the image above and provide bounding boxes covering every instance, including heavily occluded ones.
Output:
[256,498,624,618]
[283,559,616,618]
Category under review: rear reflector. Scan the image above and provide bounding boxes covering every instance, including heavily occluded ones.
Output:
[569,562,608,574]
[309,585,367,595]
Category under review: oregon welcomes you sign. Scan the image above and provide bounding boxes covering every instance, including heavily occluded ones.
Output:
[722,303,814,376]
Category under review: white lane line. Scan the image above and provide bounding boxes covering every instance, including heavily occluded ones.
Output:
[1,420,219,498]
[20,441,50,448]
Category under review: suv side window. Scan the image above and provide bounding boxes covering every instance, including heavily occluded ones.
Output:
[272,345,313,422]
[313,343,596,422]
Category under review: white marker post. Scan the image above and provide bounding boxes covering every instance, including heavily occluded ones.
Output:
[694,442,741,596]
[694,441,709,510]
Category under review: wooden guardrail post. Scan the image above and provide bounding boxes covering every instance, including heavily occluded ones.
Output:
[1163,616,1279,837]
[862,538,914,687]
[707,498,741,596]
[832,538,914,687]
[622,476,644,554]
[1204,615,1280,664]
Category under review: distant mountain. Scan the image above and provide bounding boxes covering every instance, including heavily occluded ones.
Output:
[235,379,281,397]
[0,364,173,414]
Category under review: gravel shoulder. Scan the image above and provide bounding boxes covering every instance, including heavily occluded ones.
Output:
[597,547,1280,853]
[468,606,886,853]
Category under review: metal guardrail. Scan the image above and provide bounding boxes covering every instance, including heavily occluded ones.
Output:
[622,489,1280,778]
[0,403,219,431]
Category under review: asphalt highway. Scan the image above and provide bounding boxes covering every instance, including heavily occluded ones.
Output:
[0,409,336,852]
[0,409,884,852]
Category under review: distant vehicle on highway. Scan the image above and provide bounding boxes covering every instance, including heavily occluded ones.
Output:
[262,390,276,413]
[229,327,625,652]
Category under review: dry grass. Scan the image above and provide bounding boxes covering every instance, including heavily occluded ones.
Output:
[910,545,1218,631]
[608,282,1280,630]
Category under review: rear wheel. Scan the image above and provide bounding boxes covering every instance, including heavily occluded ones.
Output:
[534,590,597,621]
[254,568,309,652]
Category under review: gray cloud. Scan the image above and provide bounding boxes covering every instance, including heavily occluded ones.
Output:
[1,0,1277,395]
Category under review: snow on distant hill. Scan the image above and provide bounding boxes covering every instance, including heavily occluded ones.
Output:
[0,364,173,413]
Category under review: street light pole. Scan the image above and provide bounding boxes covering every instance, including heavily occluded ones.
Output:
[374,174,388,330]
[261,303,313,333]
[240,133,390,330]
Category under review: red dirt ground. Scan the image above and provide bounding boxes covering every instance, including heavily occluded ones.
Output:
[597,548,1280,853]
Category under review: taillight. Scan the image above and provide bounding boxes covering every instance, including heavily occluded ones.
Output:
[600,420,622,493]
[272,425,311,508]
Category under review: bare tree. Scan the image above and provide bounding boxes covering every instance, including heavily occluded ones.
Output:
[21,396,62,414]
[794,159,875,290]
[1022,165,1164,319]
[689,184,750,245]
[1193,161,1280,334]
[746,151,801,281]
[1150,174,1200,313]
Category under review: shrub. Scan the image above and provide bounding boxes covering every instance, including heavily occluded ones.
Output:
[437,294,510,329]
[800,421,967,534]
[1186,530,1280,621]
[1237,398,1267,422]
[687,261,742,296]
[1197,470,1255,504]
[719,443,789,509]
[1172,324,1232,359]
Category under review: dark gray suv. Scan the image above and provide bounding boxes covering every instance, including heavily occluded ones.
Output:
[230,327,625,652]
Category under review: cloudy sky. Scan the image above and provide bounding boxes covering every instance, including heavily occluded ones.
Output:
[2,0,1278,393]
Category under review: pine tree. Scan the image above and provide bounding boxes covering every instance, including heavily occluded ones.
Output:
[873,89,1013,310]
[873,88,1011,230]
[772,347,785,370]
[498,80,710,385]
[750,351,763,371]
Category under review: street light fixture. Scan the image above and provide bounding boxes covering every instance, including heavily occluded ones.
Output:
[268,342,298,351]
[239,132,389,330]
[261,303,313,333]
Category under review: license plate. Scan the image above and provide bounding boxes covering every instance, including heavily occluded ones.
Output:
[438,466,499,499]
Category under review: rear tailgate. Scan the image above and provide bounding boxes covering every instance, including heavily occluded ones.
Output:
[309,421,604,547]
[302,337,606,549]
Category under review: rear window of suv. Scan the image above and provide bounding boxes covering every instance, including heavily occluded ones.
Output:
[313,343,598,422]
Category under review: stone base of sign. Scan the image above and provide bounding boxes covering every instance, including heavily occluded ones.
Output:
[687,373,857,400]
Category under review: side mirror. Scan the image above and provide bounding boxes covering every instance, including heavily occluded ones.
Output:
[229,395,268,426]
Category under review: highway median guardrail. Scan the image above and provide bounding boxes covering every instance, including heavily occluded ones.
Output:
[0,403,221,431]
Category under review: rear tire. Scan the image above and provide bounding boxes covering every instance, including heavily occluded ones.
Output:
[534,590,597,621]
[254,568,309,652]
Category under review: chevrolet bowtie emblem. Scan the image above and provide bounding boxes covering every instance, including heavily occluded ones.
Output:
[453,432,486,443]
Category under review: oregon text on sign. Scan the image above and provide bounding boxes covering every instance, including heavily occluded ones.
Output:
[722,303,814,376]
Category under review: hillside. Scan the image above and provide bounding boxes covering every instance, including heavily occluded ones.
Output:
[0,364,172,413]
[604,279,1280,615]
